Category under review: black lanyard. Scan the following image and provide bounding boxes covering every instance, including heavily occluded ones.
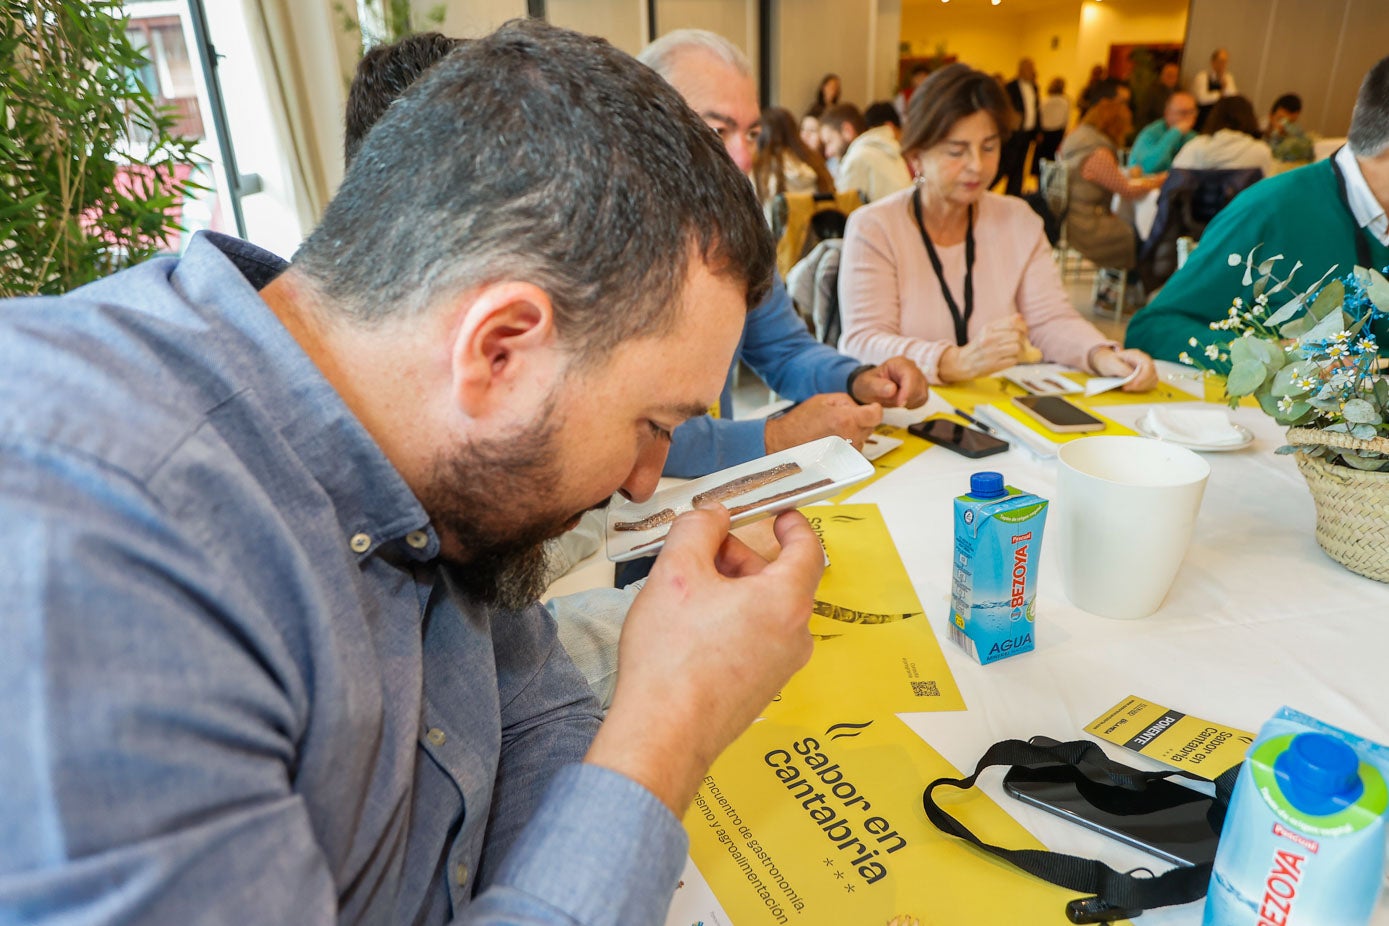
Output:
[911,191,975,347]
[1330,146,1375,269]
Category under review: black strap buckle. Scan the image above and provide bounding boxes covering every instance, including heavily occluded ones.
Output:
[1066,895,1143,924]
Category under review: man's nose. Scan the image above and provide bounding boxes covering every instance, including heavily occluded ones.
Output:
[617,438,669,503]
[727,135,754,174]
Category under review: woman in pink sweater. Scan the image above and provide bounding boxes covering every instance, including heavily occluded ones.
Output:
[838,64,1157,388]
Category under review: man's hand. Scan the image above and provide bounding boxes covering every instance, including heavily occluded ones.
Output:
[938,315,1027,382]
[586,506,824,815]
[1092,346,1159,391]
[763,392,882,453]
[849,357,930,409]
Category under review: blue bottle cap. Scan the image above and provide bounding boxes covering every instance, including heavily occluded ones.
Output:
[970,472,1007,499]
[1273,732,1364,816]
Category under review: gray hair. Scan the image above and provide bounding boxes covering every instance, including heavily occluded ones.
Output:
[638,28,752,81]
[292,20,772,362]
[1349,54,1389,158]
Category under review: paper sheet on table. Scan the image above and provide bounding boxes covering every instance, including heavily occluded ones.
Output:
[1084,366,1140,396]
[763,505,964,719]
[684,716,1127,926]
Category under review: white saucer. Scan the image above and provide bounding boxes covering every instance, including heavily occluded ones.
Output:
[1135,412,1255,451]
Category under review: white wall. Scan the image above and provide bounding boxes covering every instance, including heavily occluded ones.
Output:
[548,0,645,55]
[434,0,527,37]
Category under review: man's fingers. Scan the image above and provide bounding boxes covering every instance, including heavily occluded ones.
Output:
[767,511,827,599]
[653,504,730,575]
[713,532,770,579]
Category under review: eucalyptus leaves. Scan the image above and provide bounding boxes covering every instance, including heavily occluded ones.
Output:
[1178,247,1389,471]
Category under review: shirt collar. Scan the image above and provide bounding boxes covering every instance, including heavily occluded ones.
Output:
[172,232,438,562]
[1335,145,1389,246]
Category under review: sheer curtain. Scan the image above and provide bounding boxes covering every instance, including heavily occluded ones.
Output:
[239,0,354,231]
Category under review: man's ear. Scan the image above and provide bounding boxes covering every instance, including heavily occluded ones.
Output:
[449,281,558,419]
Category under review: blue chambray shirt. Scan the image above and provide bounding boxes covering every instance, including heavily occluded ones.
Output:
[0,233,687,924]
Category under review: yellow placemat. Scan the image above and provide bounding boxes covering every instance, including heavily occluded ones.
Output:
[765,505,964,720]
[805,504,927,634]
[936,373,1202,414]
[685,716,1127,925]
[827,423,933,503]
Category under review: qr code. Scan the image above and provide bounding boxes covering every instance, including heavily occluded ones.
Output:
[911,681,940,697]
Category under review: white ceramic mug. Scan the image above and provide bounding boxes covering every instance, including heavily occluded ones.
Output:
[1056,436,1210,620]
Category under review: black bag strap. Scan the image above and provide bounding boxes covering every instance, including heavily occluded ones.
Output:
[921,738,1241,923]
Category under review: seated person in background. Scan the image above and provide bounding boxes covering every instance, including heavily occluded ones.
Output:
[1057,80,1165,270]
[1127,55,1389,363]
[865,100,903,140]
[838,63,1157,389]
[800,112,825,159]
[894,63,932,121]
[0,21,826,922]
[343,31,465,163]
[639,30,929,476]
[1171,95,1273,175]
[1035,76,1070,172]
[751,105,836,208]
[821,102,913,204]
[1134,61,1182,132]
[1267,93,1315,163]
[1129,90,1198,175]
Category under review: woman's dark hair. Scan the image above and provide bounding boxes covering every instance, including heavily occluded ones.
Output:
[807,73,841,118]
[1270,93,1303,116]
[901,63,1012,156]
[1205,95,1262,138]
[751,107,835,202]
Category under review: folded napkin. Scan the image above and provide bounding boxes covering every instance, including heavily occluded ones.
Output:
[1144,407,1245,446]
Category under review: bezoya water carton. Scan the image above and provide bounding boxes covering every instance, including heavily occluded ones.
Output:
[1203,707,1389,926]
[948,472,1047,665]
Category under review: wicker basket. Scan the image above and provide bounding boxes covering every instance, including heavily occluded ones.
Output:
[1286,427,1389,582]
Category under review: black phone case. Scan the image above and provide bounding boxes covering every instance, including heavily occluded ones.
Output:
[908,419,1009,458]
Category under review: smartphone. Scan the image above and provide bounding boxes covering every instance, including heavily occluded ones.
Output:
[1011,395,1105,433]
[1002,747,1221,868]
[907,418,1009,458]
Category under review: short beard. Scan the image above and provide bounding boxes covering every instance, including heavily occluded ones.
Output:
[420,402,570,611]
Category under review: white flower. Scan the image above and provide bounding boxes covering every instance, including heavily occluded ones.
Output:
[1204,343,1221,359]
[1188,337,1200,347]
[1233,297,1245,308]
[1256,293,1270,306]
[1178,351,1193,365]
[1278,396,1295,413]
[1333,330,1352,343]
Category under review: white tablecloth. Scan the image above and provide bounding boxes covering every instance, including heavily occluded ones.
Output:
[626,376,1389,925]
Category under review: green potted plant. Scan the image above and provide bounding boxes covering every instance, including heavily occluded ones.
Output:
[1180,247,1389,580]
[1,0,201,298]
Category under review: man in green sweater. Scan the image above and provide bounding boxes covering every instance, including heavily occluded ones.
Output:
[1126,54,1389,363]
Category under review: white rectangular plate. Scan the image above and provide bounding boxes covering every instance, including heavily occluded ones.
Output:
[1000,364,1083,395]
[605,436,873,562]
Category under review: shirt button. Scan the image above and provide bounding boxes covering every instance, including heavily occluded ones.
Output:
[454,863,469,887]
[426,727,446,746]
[349,532,371,553]
[405,530,429,550]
